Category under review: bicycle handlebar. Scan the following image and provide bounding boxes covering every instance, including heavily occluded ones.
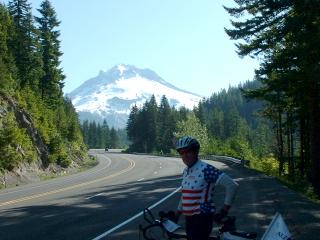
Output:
[140,208,257,240]
[143,208,158,224]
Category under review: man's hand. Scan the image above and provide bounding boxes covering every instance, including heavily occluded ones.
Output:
[214,205,230,222]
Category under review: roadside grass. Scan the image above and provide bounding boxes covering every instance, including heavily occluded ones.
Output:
[39,155,98,181]
[277,177,320,203]
[79,155,99,171]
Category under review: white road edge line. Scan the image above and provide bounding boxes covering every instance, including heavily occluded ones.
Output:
[137,178,145,182]
[85,193,103,200]
[91,186,182,240]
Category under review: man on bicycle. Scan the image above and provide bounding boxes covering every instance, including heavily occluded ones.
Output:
[175,136,238,240]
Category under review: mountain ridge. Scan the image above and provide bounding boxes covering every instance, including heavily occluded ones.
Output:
[68,64,202,128]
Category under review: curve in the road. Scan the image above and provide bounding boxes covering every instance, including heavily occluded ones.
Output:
[0,156,112,197]
[0,156,135,207]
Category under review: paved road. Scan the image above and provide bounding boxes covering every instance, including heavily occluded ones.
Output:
[0,150,185,240]
[0,151,319,239]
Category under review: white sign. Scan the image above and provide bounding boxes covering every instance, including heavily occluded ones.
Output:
[261,212,292,240]
[162,219,181,233]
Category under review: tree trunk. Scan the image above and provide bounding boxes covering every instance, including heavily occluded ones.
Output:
[309,89,320,196]
[299,116,306,177]
[290,114,295,180]
[277,108,284,176]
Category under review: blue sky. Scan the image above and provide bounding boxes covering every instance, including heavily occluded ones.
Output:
[5,0,259,97]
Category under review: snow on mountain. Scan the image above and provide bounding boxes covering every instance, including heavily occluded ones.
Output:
[68,64,202,128]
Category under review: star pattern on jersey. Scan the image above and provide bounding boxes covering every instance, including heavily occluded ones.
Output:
[203,165,222,183]
[200,202,215,213]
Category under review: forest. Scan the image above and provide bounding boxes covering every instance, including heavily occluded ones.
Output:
[127,0,320,198]
[0,0,86,172]
[80,120,128,149]
[0,0,319,199]
[125,83,275,172]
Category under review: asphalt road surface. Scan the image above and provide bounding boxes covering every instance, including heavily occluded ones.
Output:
[0,150,319,240]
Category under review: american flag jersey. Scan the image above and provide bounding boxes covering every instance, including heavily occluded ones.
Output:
[179,159,223,216]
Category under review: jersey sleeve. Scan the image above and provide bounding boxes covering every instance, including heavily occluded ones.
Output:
[216,173,238,205]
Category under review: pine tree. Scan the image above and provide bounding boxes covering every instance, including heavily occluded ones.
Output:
[81,120,89,146]
[63,98,83,143]
[8,0,43,90]
[35,0,64,107]
[144,95,158,152]
[0,4,17,91]
[101,120,110,148]
[110,127,119,148]
[88,121,97,148]
[157,95,176,153]
[225,0,320,195]
[127,104,140,150]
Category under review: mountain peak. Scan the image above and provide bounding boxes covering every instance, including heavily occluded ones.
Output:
[117,64,127,76]
[69,65,202,128]
[105,64,165,84]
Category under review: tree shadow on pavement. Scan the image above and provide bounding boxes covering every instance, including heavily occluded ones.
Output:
[0,175,182,240]
[218,164,320,240]
[1,163,319,240]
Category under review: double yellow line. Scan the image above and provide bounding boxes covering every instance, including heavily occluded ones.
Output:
[0,156,135,207]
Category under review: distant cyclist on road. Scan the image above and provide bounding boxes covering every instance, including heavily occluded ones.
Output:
[175,136,238,240]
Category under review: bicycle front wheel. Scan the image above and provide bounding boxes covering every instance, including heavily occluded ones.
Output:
[142,223,168,240]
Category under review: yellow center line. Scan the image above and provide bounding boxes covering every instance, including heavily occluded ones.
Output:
[0,156,135,207]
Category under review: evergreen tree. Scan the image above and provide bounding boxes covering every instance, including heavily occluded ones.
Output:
[88,121,97,148]
[208,108,224,139]
[0,112,35,171]
[157,95,175,153]
[63,98,83,143]
[81,120,89,146]
[101,120,110,148]
[110,127,119,148]
[177,106,189,121]
[144,95,158,152]
[225,0,320,194]
[127,104,141,150]
[8,0,43,90]
[0,4,17,92]
[36,0,64,107]
[94,123,100,148]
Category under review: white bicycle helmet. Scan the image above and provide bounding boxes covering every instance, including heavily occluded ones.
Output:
[176,136,200,151]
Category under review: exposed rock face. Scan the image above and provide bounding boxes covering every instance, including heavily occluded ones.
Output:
[0,93,88,189]
[0,93,49,168]
[0,93,51,188]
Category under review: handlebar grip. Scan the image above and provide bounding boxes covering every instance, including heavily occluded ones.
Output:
[143,208,156,224]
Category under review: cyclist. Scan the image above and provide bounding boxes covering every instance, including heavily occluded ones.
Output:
[175,136,239,240]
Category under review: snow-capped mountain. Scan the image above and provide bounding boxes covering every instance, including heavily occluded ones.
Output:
[68,64,202,128]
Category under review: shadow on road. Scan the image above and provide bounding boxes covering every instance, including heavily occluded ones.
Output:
[0,175,181,240]
[1,164,320,240]
[220,165,320,240]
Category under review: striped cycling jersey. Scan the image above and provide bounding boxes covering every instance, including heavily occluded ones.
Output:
[179,159,223,216]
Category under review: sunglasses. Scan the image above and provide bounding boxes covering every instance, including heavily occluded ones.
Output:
[178,149,190,155]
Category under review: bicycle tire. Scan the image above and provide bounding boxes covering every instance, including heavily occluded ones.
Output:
[142,223,168,240]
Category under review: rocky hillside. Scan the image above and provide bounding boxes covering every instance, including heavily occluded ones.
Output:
[0,92,87,189]
[0,2,88,189]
